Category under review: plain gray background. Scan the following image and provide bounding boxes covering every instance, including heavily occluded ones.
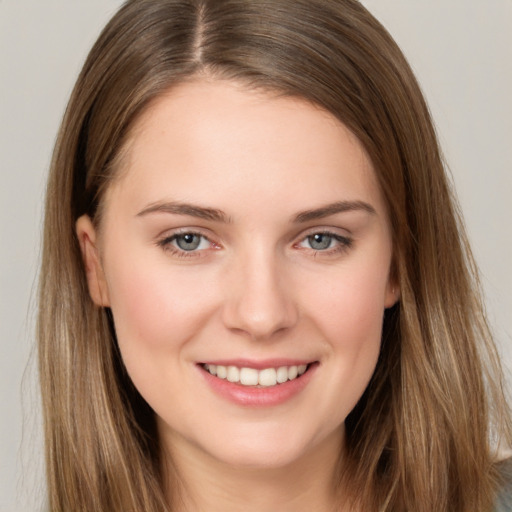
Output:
[1,1,511,510]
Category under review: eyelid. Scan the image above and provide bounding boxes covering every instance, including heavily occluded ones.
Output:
[155,226,353,258]
[294,225,352,241]
[156,227,221,257]
[156,225,218,243]
[293,227,353,254]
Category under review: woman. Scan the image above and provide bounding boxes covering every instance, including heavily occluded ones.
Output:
[38,0,512,510]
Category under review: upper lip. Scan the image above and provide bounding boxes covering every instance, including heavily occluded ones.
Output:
[198,358,315,370]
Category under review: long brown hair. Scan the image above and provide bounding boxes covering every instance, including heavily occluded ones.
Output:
[38,0,511,510]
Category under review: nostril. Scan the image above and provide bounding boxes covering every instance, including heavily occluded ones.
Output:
[221,294,299,339]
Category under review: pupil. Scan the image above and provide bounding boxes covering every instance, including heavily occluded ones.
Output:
[309,234,331,250]
[177,234,201,251]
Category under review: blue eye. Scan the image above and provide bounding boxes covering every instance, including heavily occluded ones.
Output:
[298,232,352,252]
[174,233,204,251]
[158,232,212,254]
[307,233,335,250]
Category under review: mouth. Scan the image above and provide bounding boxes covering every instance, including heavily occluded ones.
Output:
[197,360,318,406]
[201,363,310,388]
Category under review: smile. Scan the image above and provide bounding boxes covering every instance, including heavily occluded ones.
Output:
[203,363,308,387]
[198,360,318,407]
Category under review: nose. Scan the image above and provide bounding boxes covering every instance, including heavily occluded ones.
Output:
[221,249,299,340]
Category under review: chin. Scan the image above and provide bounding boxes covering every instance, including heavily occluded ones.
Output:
[196,424,339,472]
[216,446,303,470]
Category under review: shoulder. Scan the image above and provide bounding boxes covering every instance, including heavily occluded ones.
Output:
[495,458,512,512]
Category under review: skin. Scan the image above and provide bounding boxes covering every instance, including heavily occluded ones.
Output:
[77,80,397,511]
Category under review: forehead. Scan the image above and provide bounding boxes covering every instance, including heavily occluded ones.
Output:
[105,79,385,220]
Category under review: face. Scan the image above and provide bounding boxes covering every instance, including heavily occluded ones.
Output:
[77,80,396,471]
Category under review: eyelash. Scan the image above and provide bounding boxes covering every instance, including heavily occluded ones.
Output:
[156,230,217,258]
[156,230,353,259]
[296,231,353,256]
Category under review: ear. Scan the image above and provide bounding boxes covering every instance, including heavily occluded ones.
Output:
[384,275,400,309]
[76,215,110,307]
[384,280,400,309]
[384,259,400,309]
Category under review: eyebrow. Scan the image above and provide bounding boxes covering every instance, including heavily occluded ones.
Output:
[136,201,230,222]
[136,199,376,224]
[292,200,376,223]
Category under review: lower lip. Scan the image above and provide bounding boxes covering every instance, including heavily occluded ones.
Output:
[198,363,318,407]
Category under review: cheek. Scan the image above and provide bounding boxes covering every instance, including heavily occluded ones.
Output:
[103,247,219,373]
[309,264,389,345]
[300,258,390,408]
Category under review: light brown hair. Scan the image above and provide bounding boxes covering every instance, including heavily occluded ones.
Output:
[38,0,511,510]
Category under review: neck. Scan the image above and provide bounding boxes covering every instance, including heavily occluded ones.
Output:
[162,428,347,512]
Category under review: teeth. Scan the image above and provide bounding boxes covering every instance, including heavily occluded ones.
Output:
[276,366,288,384]
[206,364,217,376]
[216,365,227,379]
[258,368,277,387]
[204,363,309,387]
[240,367,259,386]
[227,366,240,383]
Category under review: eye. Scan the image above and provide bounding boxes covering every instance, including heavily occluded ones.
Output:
[297,231,352,253]
[173,233,208,251]
[305,233,335,250]
[157,231,214,255]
